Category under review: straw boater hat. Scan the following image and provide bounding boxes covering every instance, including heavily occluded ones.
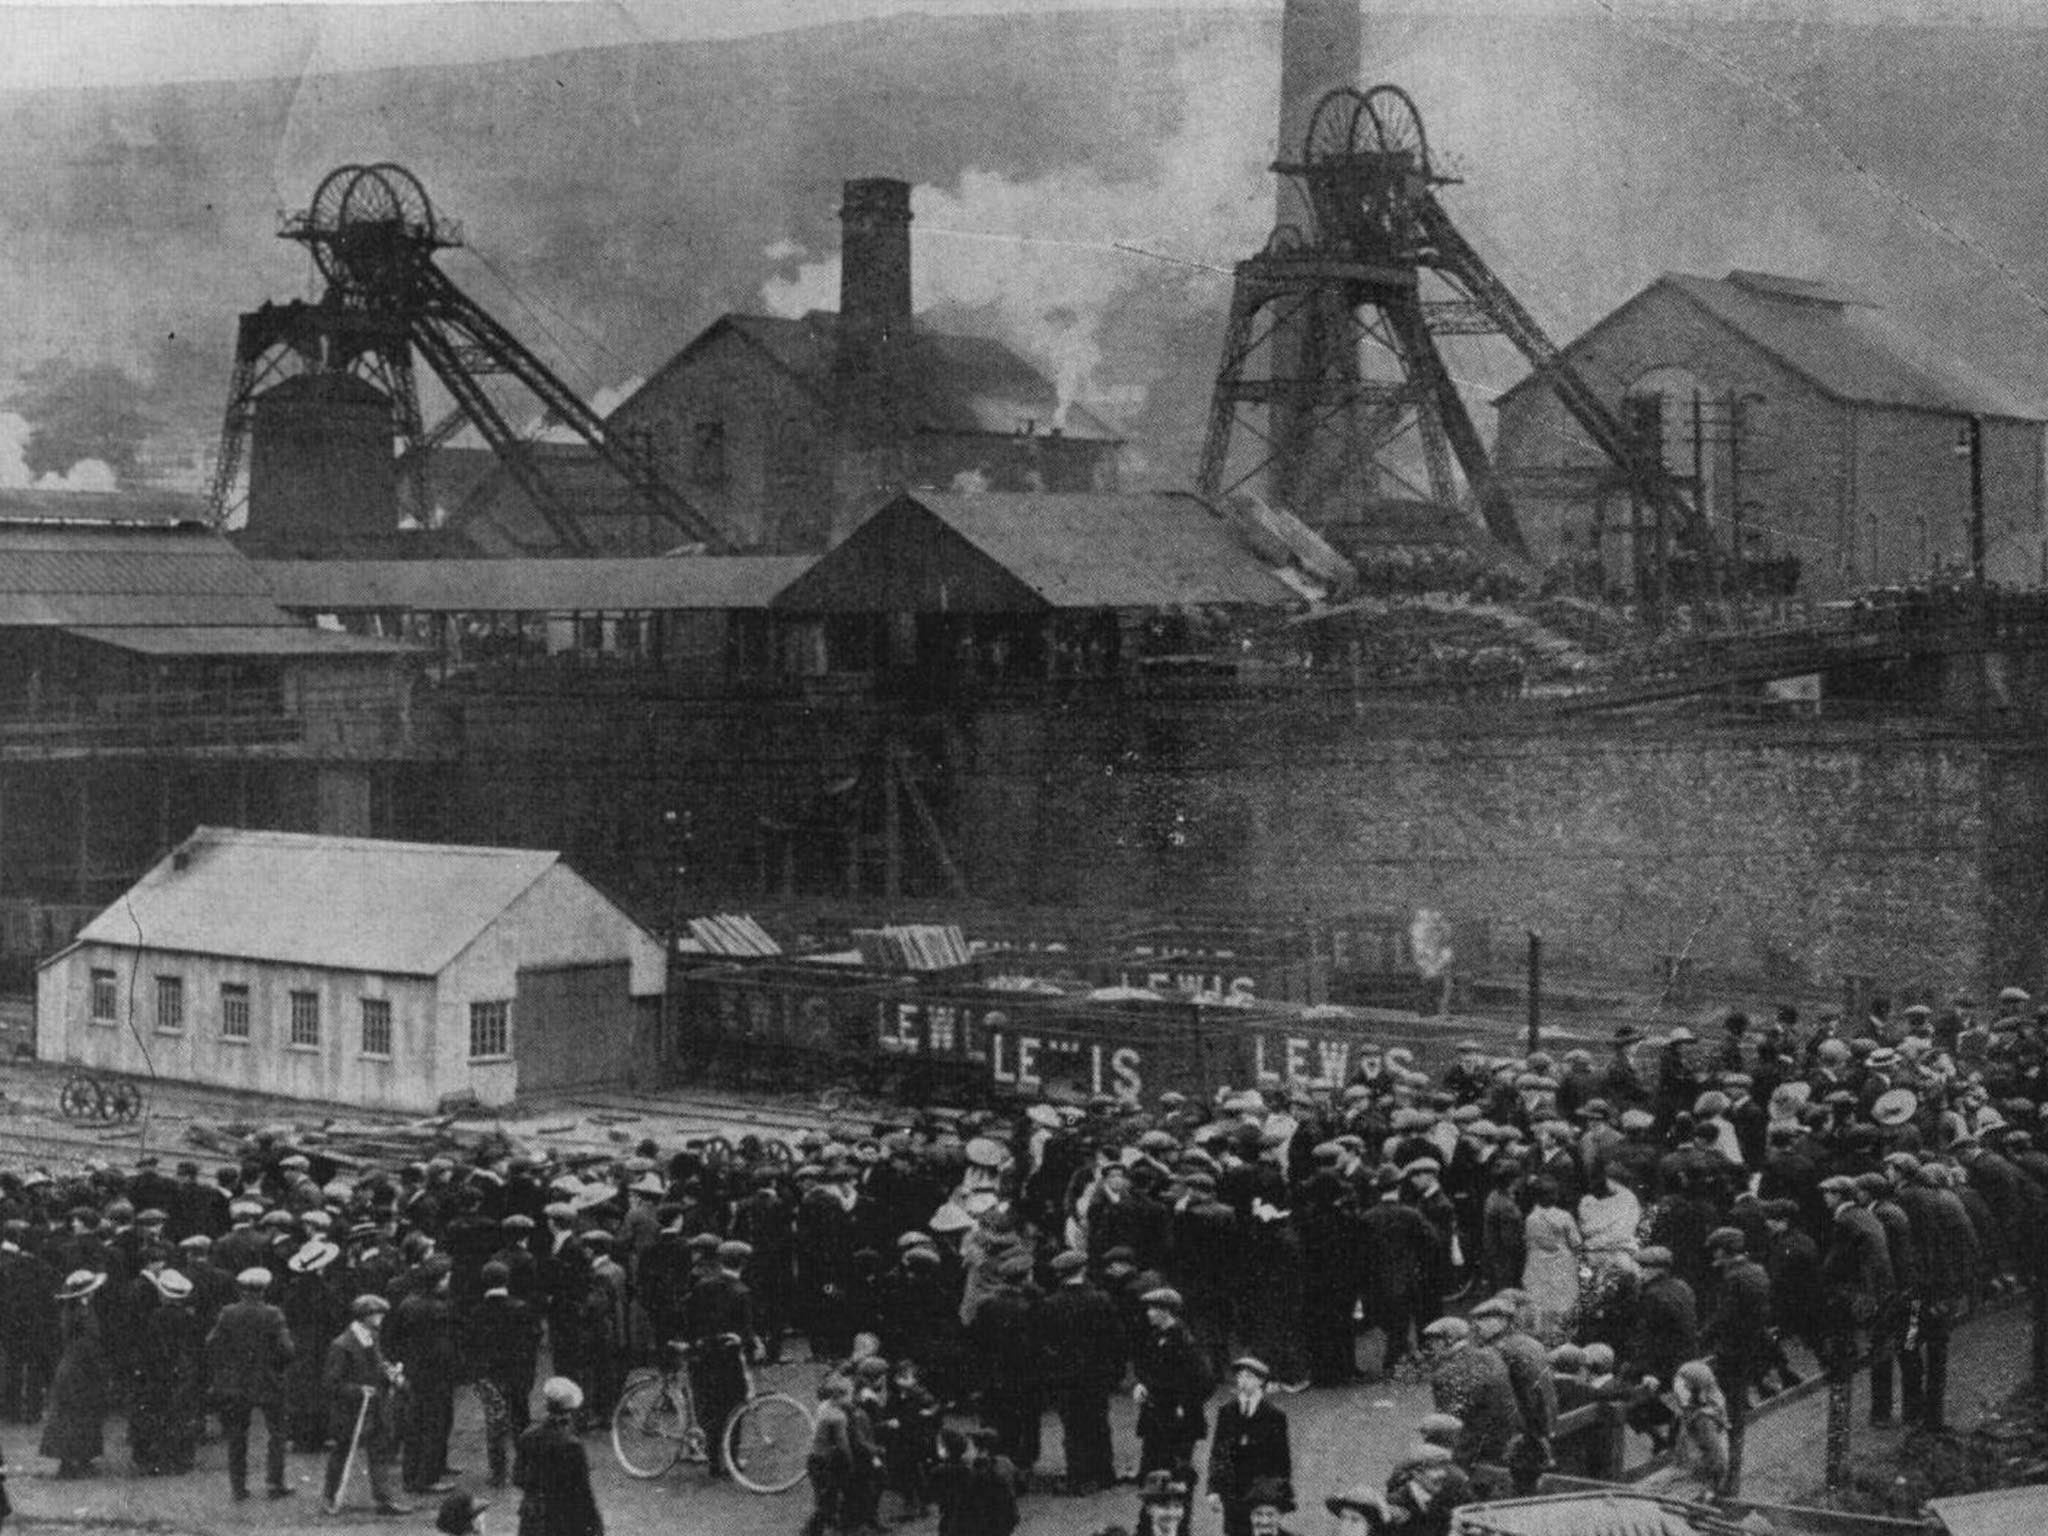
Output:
[289,1239,341,1274]
[56,1269,105,1302]
[1872,1088,1919,1127]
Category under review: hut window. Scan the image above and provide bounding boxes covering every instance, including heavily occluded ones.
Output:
[469,999,510,1061]
[288,990,321,1049]
[220,984,251,1041]
[154,975,185,1034]
[90,969,118,1024]
[360,997,393,1058]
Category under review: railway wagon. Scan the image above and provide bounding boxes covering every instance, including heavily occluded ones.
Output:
[671,959,1495,1108]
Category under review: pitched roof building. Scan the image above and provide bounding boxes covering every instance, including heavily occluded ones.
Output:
[603,178,1123,555]
[37,828,663,1110]
[1493,270,2047,597]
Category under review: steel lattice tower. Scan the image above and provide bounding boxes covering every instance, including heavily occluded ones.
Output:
[209,163,728,553]
[1199,86,1702,563]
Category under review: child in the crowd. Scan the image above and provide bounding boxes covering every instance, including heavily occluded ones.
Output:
[805,1369,871,1536]
[933,1426,1020,1536]
[1671,1359,1730,1492]
[876,1355,941,1521]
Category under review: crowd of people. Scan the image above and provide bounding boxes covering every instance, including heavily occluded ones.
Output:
[2,988,2048,1536]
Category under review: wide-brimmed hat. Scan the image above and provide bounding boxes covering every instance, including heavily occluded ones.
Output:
[1244,1477,1295,1513]
[56,1269,105,1301]
[542,1376,584,1412]
[289,1239,341,1274]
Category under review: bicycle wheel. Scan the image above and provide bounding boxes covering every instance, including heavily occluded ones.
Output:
[611,1374,689,1479]
[724,1391,814,1494]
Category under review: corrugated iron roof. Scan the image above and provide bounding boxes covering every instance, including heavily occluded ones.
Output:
[782,490,1301,611]
[71,828,564,977]
[0,489,208,524]
[0,524,309,628]
[718,313,1122,440]
[1661,272,2042,419]
[259,556,813,613]
[65,625,422,658]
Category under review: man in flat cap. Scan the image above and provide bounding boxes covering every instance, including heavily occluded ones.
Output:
[322,1295,407,1515]
[1702,1228,1771,1489]
[1420,1316,1517,1479]
[681,1240,756,1479]
[204,1266,295,1502]
[1619,1247,1696,1453]
[1206,1356,1292,1536]
[1036,1249,1122,1494]
[1132,1287,1210,1479]
[466,1261,540,1488]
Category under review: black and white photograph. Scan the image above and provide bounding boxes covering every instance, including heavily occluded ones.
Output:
[3,2,2048,1534]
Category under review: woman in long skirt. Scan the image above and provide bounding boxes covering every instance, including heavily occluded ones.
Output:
[40,1271,110,1479]
[1519,1178,1584,1343]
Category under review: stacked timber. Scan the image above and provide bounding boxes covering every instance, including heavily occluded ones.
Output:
[685,914,782,956]
[851,924,972,970]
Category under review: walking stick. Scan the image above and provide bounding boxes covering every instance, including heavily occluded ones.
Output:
[327,1385,376,1515]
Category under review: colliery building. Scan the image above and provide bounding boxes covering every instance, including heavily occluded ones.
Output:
[37,828,663,1112]
[1493,270,2048,596]
[593,177,1123,554]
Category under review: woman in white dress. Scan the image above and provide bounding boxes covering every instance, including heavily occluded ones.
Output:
[1519,1176,1584,1343]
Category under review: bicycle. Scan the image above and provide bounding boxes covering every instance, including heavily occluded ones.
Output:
[611,1336,814,1494]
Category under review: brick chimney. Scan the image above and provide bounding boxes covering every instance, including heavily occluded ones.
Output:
[835,177,914,445]
[839,177,914,355]
[1278,0,1362,233]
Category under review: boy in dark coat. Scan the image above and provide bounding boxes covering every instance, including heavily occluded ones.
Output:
[1206,1357,1292,1536]
[513,1377,603,1536]
[932,1426,1019,1536]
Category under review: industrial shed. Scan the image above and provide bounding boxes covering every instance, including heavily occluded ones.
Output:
[260,555,812,676]
[771,489,1304,685]
[1492,270,2048,597]
[37,828,664,1111]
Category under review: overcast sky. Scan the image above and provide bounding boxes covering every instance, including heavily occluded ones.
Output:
[5,0,2046,93]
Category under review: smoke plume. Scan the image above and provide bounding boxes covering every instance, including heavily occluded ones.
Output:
[760,33,1274,435]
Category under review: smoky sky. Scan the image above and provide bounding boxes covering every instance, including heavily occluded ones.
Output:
[6,5,2048,491]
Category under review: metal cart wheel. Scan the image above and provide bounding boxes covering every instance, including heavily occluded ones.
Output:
[103,1080,143,1123]
[59,1074,103,1121]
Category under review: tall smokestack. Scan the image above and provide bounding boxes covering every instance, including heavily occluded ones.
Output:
[835,177,915,452]
[1265,1,1366,524]
[839,177,914,355]
[1278,0,1362,234]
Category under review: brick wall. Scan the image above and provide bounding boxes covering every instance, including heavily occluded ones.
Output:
[951,703,2044,997]
[1494,281,2046,595]
[609,329,835,551]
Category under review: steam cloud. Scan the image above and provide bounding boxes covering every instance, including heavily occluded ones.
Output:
[0,412,118,492]
[761,35,1274,433]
